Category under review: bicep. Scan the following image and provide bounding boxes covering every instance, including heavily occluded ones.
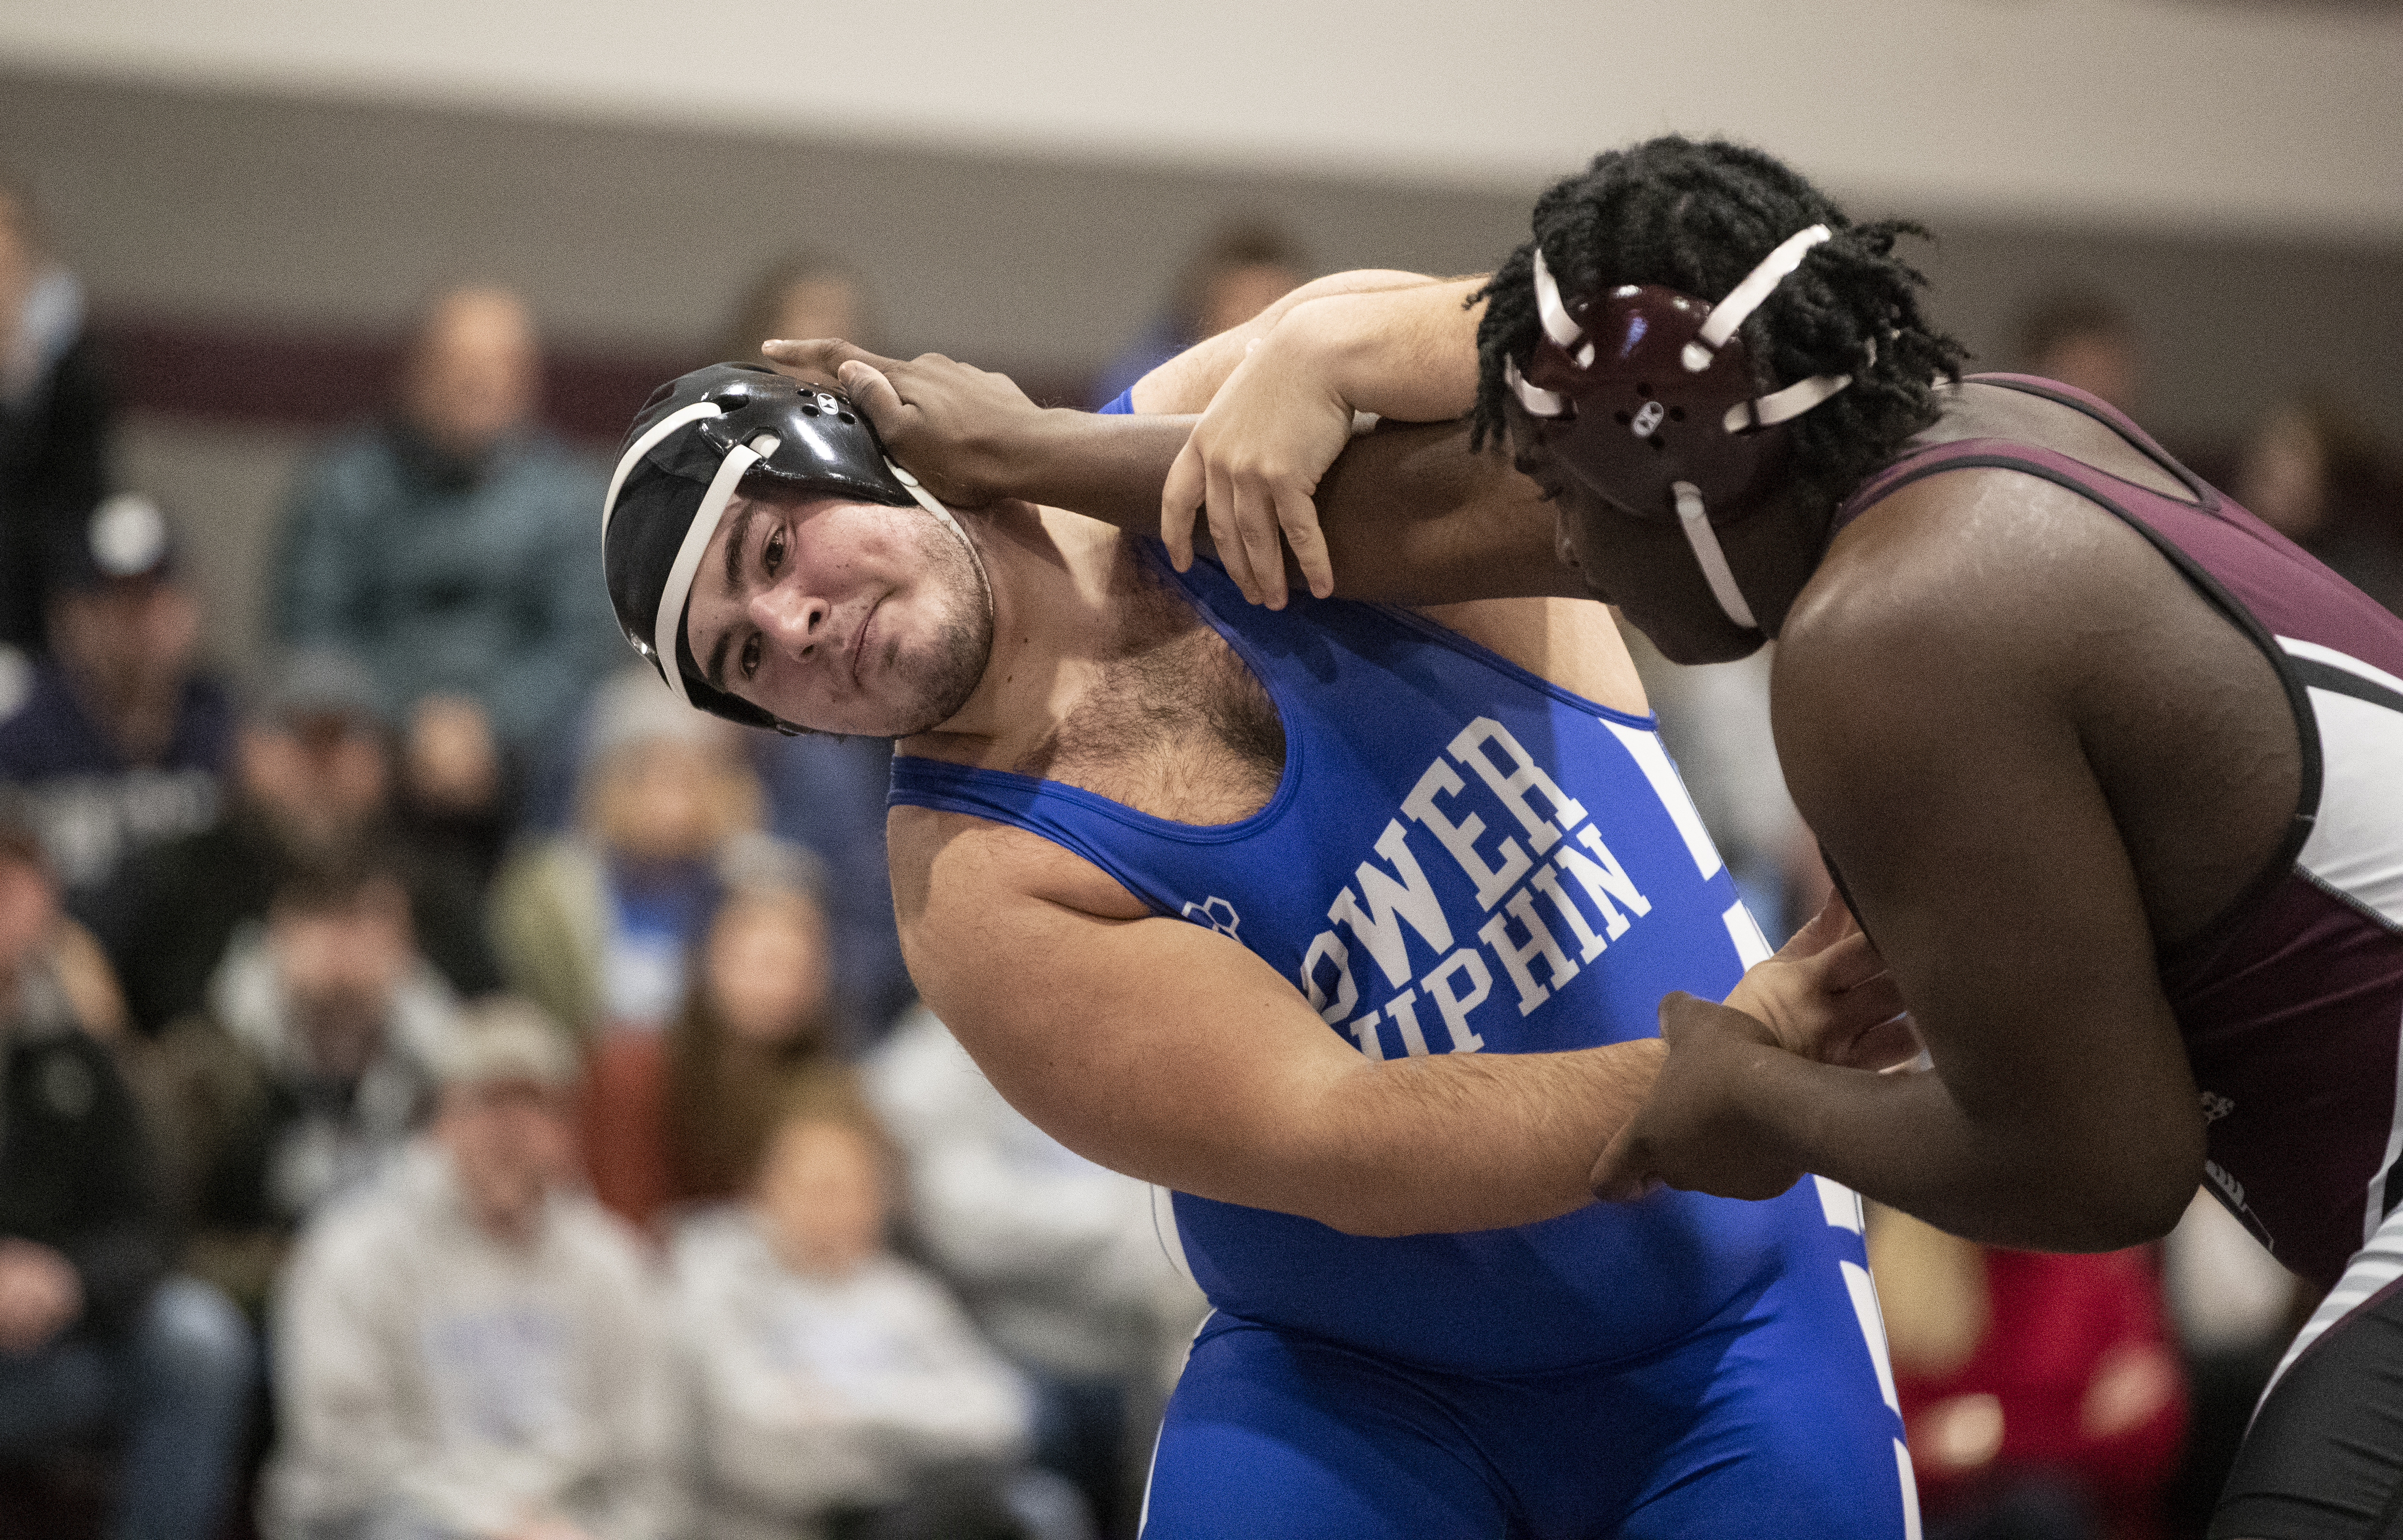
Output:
[1310,423,1588,605]
[893,812,1363,1211]
[1776,614,2201,1213]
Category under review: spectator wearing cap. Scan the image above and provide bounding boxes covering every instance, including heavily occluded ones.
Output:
[490,665,784,1043]
[268,285,621,797]
[0,163,114,659]
[0,795,256,1540]
[0,493,235,906]
[129,843,459,1318]
[90,647,500,1038]
[265,997,677,1540]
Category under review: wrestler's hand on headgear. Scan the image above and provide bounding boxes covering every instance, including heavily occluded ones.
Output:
[1589,992,1808,1204]
[1160,314,1355,609]
[1724,891,1916,1071]
[760,339,1046,509]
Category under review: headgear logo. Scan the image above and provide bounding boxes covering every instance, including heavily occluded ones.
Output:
[1181,897,1241,938]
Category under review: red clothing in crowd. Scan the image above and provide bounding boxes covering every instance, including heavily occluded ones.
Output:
[1895,1246,2188,1537]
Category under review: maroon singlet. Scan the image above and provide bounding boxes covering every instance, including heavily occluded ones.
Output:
[1834,373,2403,1292]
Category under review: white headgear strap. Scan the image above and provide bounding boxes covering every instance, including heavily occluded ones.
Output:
[1531,248,1584,353]
[652,436,773,704]
[884,458,993,617]
[1505,357,1567,418]
[1672,481,1759,631]
[1683,224,1831,372]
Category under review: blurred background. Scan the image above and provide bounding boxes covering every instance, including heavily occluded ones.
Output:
[0,2,2397,1539]
[1,0,2398,669]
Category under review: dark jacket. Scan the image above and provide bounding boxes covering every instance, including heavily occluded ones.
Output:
[0,333,113,655]
[89,808,501,1038]
[0,964,165,1340]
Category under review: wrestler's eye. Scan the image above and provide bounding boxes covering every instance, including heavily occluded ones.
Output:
[763,524,786,580]
[739,632,763,682]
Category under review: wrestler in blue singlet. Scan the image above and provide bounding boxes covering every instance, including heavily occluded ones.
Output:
[887,398,1916,1540]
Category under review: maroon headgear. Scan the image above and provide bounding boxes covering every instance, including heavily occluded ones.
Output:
[1505,225,1854,631]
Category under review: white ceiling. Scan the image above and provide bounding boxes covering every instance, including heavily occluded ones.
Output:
[4,0,2400,236]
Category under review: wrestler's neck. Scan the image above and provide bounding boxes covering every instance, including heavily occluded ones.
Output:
[900,501,1173,763]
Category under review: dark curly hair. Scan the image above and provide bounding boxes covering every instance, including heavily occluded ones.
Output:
[1471,136,1967,513]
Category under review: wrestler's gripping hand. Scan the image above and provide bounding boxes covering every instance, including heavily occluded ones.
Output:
[1158,316,1355,610]
[1589,894,1914,1204]
[761,338,1048,509]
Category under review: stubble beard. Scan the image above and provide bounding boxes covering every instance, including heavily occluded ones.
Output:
[883,517,994,738]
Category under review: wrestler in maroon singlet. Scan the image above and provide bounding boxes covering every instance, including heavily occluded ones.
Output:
[1832,376,2403,1535]
[1837,375,2403,1293]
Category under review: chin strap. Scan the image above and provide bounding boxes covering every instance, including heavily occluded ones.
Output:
[1673,481,1759,632]
[885,457,995,626]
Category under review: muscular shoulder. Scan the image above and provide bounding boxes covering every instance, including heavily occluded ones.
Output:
[1781,466,2175,697]
[1410,597,1646,714]
[888,804,1149,937]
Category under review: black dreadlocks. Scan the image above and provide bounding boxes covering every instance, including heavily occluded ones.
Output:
[1471,136,1968,514]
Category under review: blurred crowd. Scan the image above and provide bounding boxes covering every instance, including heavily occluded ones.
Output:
[3,148,2401,1540]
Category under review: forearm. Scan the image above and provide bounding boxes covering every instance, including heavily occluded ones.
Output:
[1130,269,1457,415]
[973,408,1197,525]
[1272,279,1487,424]
[1286,1039,1664,1237]
[1727,1050,2194,1252]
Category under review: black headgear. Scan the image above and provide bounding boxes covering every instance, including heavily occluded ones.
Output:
[601,363,961,732]
[1504,226,1854,631]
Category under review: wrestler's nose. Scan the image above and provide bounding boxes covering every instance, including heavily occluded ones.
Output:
[750,585,829,658]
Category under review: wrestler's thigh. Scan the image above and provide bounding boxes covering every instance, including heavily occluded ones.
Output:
[1606,1229,1916,1540]
[2212,1278,2403,1540]
[1140,1319,1510,1540]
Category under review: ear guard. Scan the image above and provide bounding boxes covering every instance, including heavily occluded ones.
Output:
[1505,226,1852,630]
[601,363,979,732]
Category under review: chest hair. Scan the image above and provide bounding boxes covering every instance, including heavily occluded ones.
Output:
[1016,564,1286,825]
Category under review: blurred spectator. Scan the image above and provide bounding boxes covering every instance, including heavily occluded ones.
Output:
[669,1083,1040,1540]
[1870,1205,2186,1540]
[867,1005,1203,1540]
[0,795,254,1540]
[490,666,766,1041]
[716,252,877,363]
[130,843,457,1316]
[1091,222,1306,407]
[269,284,620,807]
[581,854,849,1234]
[515,699,911,1041]
[0,163,114,659]
[756,733,915,1039]
[2016,292,2141,413]
[266,998,676,1540]
[2158,1192,2313,1540]
[91,648,499,1037]
[2235,391,2403,617]
[0,494,234,904]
